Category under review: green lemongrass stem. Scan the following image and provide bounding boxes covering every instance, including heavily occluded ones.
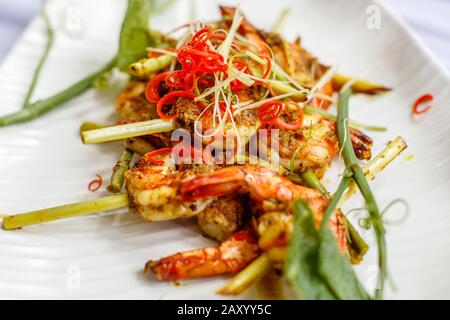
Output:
[0,60,115,127]
[22,11,54,108]
[320,171,352,230]
[107,148,134,193]
[351,165,386,299]
[339,136,407,206]
[271,81,307,101]
[2,194,129,230]
[81,119,176,144]
[338,88,386,299]
[124,137,155,156]
[271,8,290,33]
[303,105,387,132]
[333,74,391,95]
[79,121,107,134]
[129,54,174,77]
[217,253,272,295]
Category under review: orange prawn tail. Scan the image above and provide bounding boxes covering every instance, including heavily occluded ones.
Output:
[146,228,259,280]
[181,166,246,201]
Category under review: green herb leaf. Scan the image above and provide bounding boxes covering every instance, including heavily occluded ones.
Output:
[115,0,155,71]
[287,197,370,300]
[318,227,370,300]
[285,200,337,300]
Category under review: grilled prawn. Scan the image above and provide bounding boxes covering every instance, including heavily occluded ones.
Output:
[181,164,348,253]
[147,165,347,280]
[147,227,259,280]
[125,154,245,241]
[276,113,372,177]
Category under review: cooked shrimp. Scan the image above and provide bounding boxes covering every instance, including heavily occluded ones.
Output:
[146,227,259,280]
[197,195,245,242]
[275,113,372,178]
[125,156,213,221]
[125,154,247,240]
[277,117,339,178]
[180,165,347,252]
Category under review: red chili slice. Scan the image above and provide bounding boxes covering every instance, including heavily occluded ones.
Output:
[88,175,103,192]
[230,60,253,91]
[145,148,173,165]
[258,100,284,124]
[259,54,272,79]
[156,90,196,120]
[189,28,212,45]
[274,102,304,131]
[145,71,171,103]
[413,93,433,115]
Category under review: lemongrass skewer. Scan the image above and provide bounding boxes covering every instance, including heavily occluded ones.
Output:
[2,194,129,230]
[81,119,176,144]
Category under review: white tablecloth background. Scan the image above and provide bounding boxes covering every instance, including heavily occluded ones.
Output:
[1,0,450,70]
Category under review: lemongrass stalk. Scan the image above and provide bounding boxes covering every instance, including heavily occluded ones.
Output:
[217,253,272,295]
[81,119,176,144]
[338,136,407,207]
[0,60,115,127]
[79,121,107,134]
[303,105,387,132]
[22,11,54,109]
[129,55,174,77]
[338,88,386,299]
[2,194,128,230]
[271,9,290,33]
[333,74,391,95]
[320,170,352,230]
[107,148,134,193]
[268,81,307,101]
[124,137,155,156]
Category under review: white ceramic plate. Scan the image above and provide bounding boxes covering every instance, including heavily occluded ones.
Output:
[0,0,449,299]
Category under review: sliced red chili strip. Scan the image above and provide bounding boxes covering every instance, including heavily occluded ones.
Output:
[259,54,272,79]
[274,102,304,131]
[156,90,195,120]
[88,174,103,192]
[413,93,433,115]
[230,60,254,91]
[258,100,284,124]
[145,71,171,103]
[145,148,173,165]
[189,28,212,45]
